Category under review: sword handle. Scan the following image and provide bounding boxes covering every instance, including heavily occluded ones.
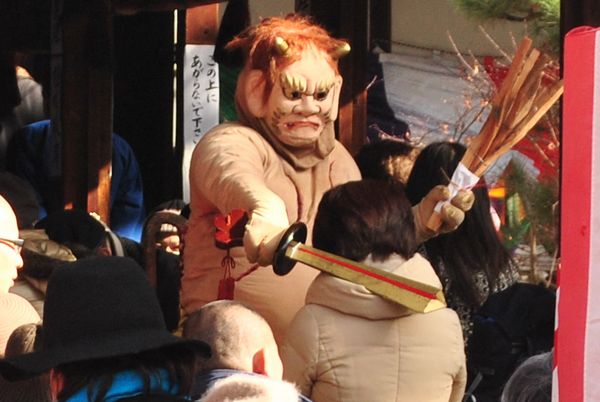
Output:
[272,222,307,276]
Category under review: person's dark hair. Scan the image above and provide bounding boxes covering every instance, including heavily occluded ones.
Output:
[405,141,512,307]
[313,179,416,262]
[355,139,415,182]
[501,351,553,402]
[55,346,197,402]
[0,172,40,229]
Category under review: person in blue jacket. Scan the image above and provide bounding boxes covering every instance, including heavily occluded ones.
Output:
[6,119,145,241]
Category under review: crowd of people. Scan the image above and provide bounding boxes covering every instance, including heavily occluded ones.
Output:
[0,13,556,402]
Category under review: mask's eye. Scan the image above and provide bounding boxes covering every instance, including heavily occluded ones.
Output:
[283,87,303,100]
[314,90,330,101]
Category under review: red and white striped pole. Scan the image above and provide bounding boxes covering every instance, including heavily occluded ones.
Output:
[559,26,600,402]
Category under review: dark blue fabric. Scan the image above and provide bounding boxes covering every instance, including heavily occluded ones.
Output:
[64,369,179,402]
[7,120,145,241]
[192,369,312,402]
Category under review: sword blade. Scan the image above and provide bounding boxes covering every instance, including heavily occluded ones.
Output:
[286,241,446,313]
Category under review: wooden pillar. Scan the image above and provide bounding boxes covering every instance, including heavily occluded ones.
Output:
[338,0,368,156]
[370,0,391,52]
[302,0,369,156]
[87,0,113,222]
[57,0,113,223]
[186,3,219,43]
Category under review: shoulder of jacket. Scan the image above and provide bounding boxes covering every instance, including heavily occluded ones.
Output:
[204,122,265,139]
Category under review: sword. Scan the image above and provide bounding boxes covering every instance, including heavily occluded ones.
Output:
[273,222,446,313]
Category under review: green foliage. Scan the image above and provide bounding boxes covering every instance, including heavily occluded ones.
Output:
[529,0,560,53]
[504,161,558,254]
[451,0,560,53]
[453,0,532,19]
[501,216,531,250]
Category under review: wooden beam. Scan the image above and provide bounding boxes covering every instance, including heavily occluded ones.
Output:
[115,0,224,15]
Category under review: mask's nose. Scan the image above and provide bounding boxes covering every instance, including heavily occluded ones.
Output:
[294,95,321,116]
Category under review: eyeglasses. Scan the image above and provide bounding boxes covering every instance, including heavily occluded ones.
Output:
[0,237,25,254]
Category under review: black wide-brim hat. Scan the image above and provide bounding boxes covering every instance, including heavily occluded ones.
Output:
[0,256,210,381]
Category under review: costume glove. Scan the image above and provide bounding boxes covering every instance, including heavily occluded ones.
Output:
[412,185,475,244]
[243,209,289,266]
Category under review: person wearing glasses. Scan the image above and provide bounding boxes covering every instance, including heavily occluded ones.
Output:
[0,194,24,293]
[0,195,40,355]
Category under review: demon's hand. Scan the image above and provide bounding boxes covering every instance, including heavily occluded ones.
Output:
[412,185,475,244]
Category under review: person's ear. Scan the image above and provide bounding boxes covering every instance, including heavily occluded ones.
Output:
[252,348,267,375]
[244,70,268,118]
[50,369,64,399]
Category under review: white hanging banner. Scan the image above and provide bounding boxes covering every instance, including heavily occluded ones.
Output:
[182,44,219,203]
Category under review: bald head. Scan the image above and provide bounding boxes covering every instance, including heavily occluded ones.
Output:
[0,195,19,238]
[0,195,22,293]
[183,301,283,379]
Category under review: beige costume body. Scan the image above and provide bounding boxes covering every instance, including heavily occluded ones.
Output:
[181,122,360,342]
[282,253,467,402]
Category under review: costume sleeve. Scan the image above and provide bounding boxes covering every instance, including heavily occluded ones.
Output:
[191,126,288,225]
[191,126,290,265]
[281,306,320,398]
[330,140,362,184]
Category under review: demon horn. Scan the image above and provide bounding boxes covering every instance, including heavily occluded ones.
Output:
[275,37,291,57]
[331,42,351,59]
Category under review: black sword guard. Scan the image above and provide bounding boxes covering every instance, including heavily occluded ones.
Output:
[272,222,307,276]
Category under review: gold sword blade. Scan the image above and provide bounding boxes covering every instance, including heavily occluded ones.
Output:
[286,241,446,313]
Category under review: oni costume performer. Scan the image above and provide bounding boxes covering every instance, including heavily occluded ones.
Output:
[182,15,358,341]
[281,253,467,402]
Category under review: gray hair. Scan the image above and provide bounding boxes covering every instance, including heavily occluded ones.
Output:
[501,351,553,402]
[183,300,275,372]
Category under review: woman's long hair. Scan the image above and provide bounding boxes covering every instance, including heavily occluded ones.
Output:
[405,142,512,307]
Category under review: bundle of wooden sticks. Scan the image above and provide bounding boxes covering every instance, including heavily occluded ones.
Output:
[427,37,563,231]
[461,37,564,177]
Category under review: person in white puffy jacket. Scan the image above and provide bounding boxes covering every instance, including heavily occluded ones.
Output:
[282,180,467,402]
[182,13,474,343]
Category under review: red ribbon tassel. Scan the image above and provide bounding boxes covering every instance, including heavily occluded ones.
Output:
[218,277,235,300]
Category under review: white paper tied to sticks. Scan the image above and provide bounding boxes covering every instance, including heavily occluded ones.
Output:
[433,162,480,214]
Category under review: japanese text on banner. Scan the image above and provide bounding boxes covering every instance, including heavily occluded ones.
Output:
[182,45,219,202]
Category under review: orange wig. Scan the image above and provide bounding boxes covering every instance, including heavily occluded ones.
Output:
[226,13,348,104]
